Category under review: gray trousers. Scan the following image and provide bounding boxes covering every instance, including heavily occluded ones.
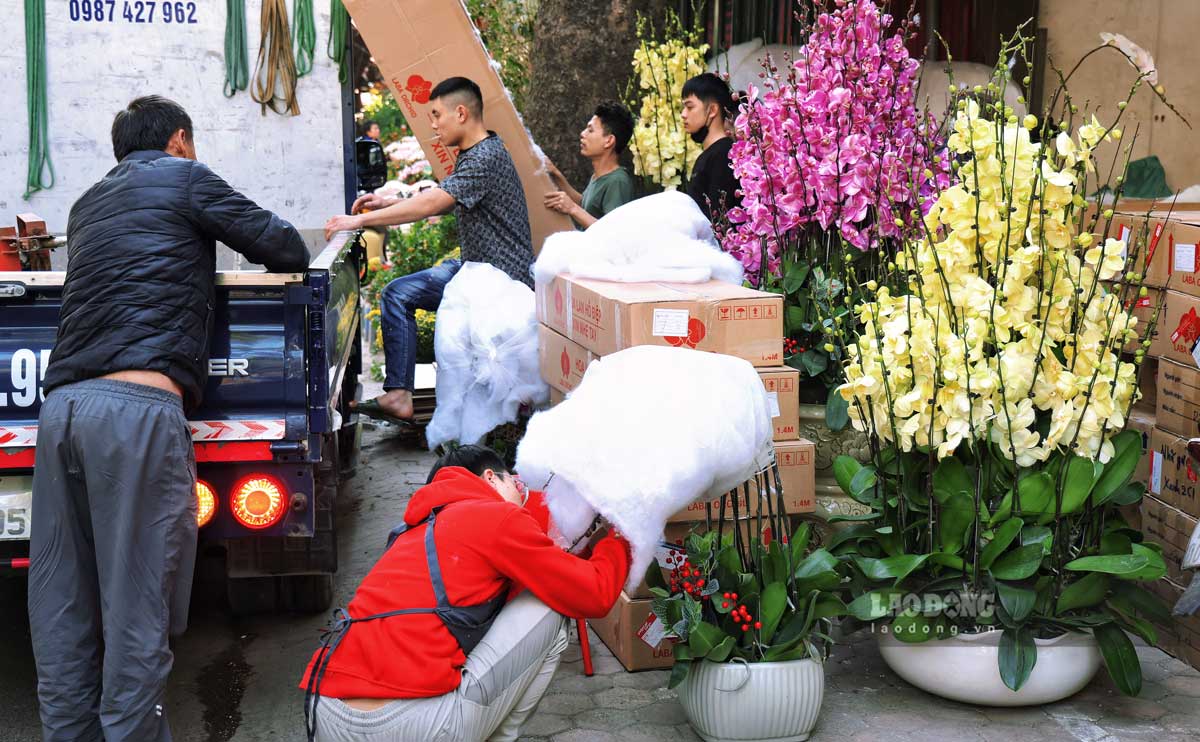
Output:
[312,593,570,742]
[28,379,197,742]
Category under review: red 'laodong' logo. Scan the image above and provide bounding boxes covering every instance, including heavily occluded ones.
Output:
[664,318,707,349]
[554,287,564,317]
[406,75,433,104]
[560,349,570,378]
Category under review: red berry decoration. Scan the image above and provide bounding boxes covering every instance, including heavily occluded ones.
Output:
[754,621,763,629]
[722,601,729,609]
[742,625,750,632]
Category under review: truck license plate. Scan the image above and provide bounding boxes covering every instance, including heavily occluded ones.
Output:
[0,492,32,541]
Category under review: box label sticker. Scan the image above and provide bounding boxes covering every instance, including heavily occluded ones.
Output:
[638,613,668,647]
[1151,451,1163,495]
[1176,243,1197,273]
[652,309,690,337]
[767,391,781,418]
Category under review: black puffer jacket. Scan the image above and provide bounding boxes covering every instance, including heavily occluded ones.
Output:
[44,150,310,407]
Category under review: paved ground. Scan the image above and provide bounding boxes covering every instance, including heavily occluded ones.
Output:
[2,398,1199,741]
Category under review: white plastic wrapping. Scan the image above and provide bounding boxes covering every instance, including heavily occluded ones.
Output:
[426,263,550,450]
[534,191,744,286]
[515,346,774,591]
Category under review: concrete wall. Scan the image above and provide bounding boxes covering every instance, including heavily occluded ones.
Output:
[1040,0,1200,191]
[0,1,347,266]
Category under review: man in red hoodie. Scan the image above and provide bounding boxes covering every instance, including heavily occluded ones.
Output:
[300,445,630,741]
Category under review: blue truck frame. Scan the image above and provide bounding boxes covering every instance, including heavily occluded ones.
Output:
[0,232,364,613]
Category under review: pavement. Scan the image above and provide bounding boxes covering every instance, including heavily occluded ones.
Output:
[2,404,1199,741]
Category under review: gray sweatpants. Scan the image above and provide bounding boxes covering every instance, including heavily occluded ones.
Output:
[28,379,197,742]
[311,593,570,742]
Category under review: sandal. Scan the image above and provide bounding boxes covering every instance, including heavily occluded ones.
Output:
[353,398,419,428]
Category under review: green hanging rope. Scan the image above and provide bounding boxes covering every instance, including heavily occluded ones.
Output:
[224,0,249,97]
[293,0,316,78]
[23,0,53,199]
[327,0,349,84]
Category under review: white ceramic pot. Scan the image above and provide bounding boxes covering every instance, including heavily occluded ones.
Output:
[677,658,825,742]
[877,628,1102,706]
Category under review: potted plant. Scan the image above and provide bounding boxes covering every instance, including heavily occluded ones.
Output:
[829,30,1184,705]
[719,0,948,510]
[647,478,847,742]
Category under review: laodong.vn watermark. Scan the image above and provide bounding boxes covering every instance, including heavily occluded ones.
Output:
[867,590,997,639]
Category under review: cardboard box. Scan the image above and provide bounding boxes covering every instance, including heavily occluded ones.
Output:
[760,367,801,442]
[1129,402,1157,485]
[1104,209,1200,294]
[1139,357,1158,412]
[538,324,596,394]
[589,591,676,671]
[1150,290,1200,367]
[536,274,784,366]
[548,387,566,406]
[667,439,816,523]
[1142,495,1198,585]
[342,0,573,252]
[1149,427,1200,517]
[1158,359,1200,438]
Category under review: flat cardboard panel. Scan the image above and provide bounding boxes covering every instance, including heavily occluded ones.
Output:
[1129,402,1157,485]
[536,274,784,366]
[1148,426,1200,517]
[342,0,574,252]
[760,367,801,442]
[589,591,676,671]
[1157,359,1200,438]
[1107,211,1200,294]
[538,324,596,394]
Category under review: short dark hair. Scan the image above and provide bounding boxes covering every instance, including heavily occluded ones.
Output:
[682,73,738,118]
[431,77,484,119]
[361,119,379,136]
[593,101,634,154]
[111,95,193,161]
[427,444,508,483]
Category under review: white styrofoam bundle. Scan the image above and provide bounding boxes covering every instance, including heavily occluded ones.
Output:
[515,345,774,591]
[426,263,549,449]
[534,191,744,286]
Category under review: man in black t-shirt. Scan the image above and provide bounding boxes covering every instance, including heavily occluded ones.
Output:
[680,73,741,223]
[325,77,534,423]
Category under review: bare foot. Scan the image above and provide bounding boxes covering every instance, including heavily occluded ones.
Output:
[351,389,414,419]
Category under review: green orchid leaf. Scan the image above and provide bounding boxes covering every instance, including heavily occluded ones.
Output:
[1110,582,1171,623]
[1061,455,1104,514]
[833,455,863,496]
[890,611,942,643]
[790,521,812,566]
[825,387,850,431]
[848,466,879,504]
[939,491,977,555]
[1012,472,1054,516]
[783,260,810,294]
[980,518,1024,569]
[1021,525,1054,556]
[933,458,973,504]
[999,627,1037,691]
[989,544,1045,581]
[1120,544,1167,582]
[996,581,1037,623]
[989,490,1013,525]
[799,349,828,377]
[1056,573,1110,614]
[760,582,787,644]
[848,588,904,621]
[1101,532,1133,556]
[1094,623,1142,696]
[853,553,932,584]
[1089,430,1142,507]
[1065,554,1151,576]
[1108,481,1146,507]
[928,552,966,571]
[793,549,839,580]
[785,306,807,337]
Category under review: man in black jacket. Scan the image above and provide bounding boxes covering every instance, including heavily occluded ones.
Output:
[28,95,309,742]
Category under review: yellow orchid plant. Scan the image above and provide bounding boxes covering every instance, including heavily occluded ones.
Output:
[829,30,1186,698]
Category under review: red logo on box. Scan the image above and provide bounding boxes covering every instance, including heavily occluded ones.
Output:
[765,304,778,319]
[554,287,564,318]
[406,74,433,104]
[750,305,762,320]
[734,306,747,320]
[665,318,708,349]
[560,349,570,378]
[719,306,731,321]
[1171,307,1200,345]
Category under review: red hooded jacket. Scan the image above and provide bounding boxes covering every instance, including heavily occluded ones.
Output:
[299,466,630,699]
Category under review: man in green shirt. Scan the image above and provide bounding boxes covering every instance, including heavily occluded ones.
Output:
[544,101,637,229]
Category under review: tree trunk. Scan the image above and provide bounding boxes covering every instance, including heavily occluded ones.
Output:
[526,0,673,189]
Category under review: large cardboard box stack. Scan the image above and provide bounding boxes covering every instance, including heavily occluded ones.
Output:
[534,273,818,670]
[342,0,573,252]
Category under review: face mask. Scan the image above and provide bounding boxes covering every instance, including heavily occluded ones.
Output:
[691,107,715,144]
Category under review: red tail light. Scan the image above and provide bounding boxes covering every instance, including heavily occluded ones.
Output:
[230,474,287,529]
[196,481,218,528]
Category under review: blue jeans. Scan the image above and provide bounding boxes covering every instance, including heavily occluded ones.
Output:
[380,259,462,391]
